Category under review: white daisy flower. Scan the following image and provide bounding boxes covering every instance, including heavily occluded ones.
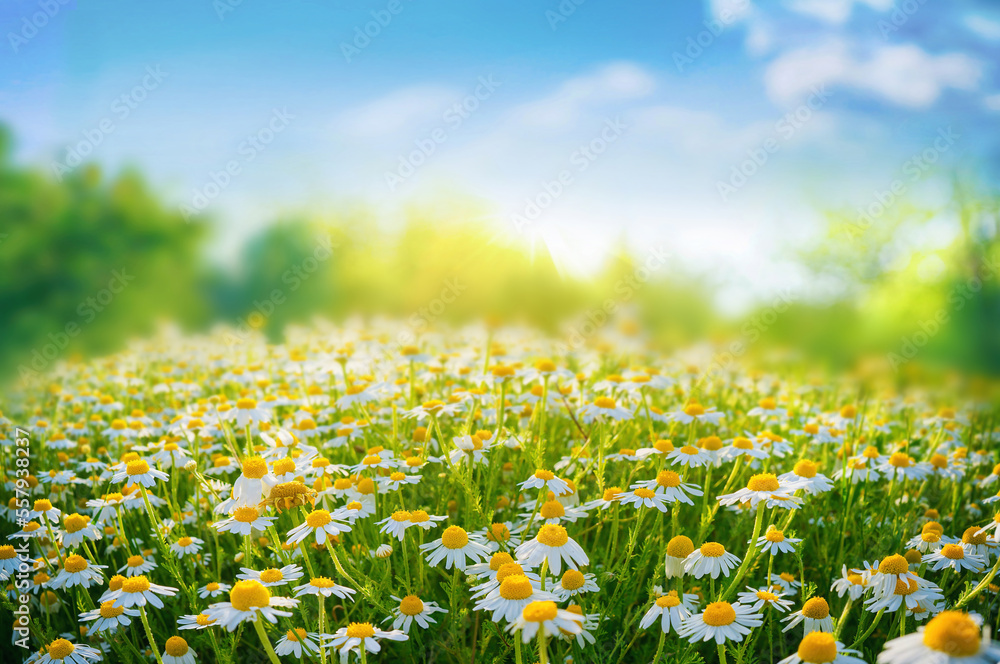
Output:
[48,555,106,589]
[782,597,834,634]
[922,543,986,573]
[736,587,795,613]
[419,525,491,570]
[780,460,835,495]
[377,510,415,541]
[678,601,763,644]
[204,580,299,631]
[876,610,1000,664]
[633,470,703,505]
[617,486,671,512]
[385,594,448,633]
[197,582,231,598]
[508,600,583,643]
[170,536,205,557]
[666,445,713,469]
[293,576,357,601]
[830,566,868,600]
[79,600,139,634]
[106,575,179,609]
[718,474,800,508]
[518,469,570,496]
[683,542,742,580]
[668,402,724,425]
[864,576,943,614]
[573,394,634,423]
[550,568,599,601]
[328,622,408,660]
[112,458,169,488]
[37,639,103,664]
[285,509,352,546]
[778,632,866,664]
[162,635,197,664]
[639,591,694,634]
[755,527,802,555]
[118,554,157,575]
[514,524,589,576]
[237,563,304,587]
[275,628,328,659]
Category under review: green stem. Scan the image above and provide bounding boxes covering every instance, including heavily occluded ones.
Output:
[139,606,165,664]
[252,614,282,664]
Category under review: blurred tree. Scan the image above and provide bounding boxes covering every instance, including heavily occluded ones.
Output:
[0,125,209,385]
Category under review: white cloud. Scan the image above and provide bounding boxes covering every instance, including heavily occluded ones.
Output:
[765,41,982,108]
[783,0,893,24]
[334,85,459,137]
[985,94,1000,112]
[965,14,1000,40]
[508,62,655,129]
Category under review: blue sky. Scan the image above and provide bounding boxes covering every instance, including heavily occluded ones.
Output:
[2,0,999,311]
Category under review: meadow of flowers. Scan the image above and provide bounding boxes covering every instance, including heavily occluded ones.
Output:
[2,322,1000,664]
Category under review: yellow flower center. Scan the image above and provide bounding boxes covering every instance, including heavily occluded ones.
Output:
[733,437,754,450]
[922,611,981,657]
[233,506,260,523]
[47,639,75,660]
[99,601,124,618]
[229,580,271,611]
[879,554,909,575]
[765,529,785,543]
[63,514,87,534]
[684,403,706,416]
[633,488,656,499]
[196,614,216,626]
[702,602,737,626]
[63,555,88,573]
[391,510,411,522]
[793,460,818,478]
[656,592,681,608]
[942,544,966,560]
[499,575,535,600]
[122,576,151,593]
[441,526,469,550]
[305,510,332,529]
[399,595,424,616]
[0,546,15,560]
[165,637,189,657]
[889,453,911,468]
[700,542,725,558]
[522,600,558,623]
[802,597,830,619]
[666,536,694,558]
[126,460,150,476]
[963,527,988,546]
[241,457,268,479]
[561,569,586,590]
[747,474,780,492]
[259,568,284,583]
[591,396,616,410]
[537,524,569,547]
[487,523,511,542]
[177,537,193,547]
[409,510,429,523]
[534,469,555,480]
[496,563,525,583]
[797,632,838,664]
[540,501,564,519]
[346,622,375,639]
[656,471,681,488]
[756,591,779,601]
[310,577,337,588]
[603,487,623,501]
[126,555,144,568]
[489,552,514,571]
[700,436,723,451]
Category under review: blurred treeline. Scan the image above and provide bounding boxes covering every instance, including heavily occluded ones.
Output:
[1,124,999,388]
